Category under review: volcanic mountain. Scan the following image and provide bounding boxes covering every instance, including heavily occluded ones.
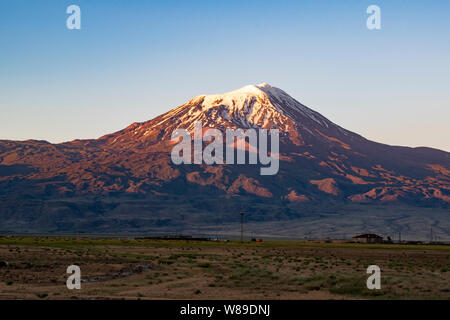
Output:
[0,83,449,236]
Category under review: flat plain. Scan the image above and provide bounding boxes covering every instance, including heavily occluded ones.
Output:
[0,237,449,300]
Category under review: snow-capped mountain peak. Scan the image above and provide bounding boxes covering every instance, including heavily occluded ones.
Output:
[182,83,328,129]
[100,83,358,147]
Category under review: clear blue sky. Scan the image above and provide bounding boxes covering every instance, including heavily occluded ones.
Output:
[1,0,449,151]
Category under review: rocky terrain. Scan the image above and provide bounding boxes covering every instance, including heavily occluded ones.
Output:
[0,83,449,236]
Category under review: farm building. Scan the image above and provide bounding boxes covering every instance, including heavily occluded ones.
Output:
[352,234,383,244]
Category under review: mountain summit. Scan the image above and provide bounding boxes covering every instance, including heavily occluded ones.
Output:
[99,83,357,148]
[0,84,449,234]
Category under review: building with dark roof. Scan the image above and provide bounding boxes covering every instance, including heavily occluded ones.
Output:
[352,234,383,244]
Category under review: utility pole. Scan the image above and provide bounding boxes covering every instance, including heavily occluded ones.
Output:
[398,232,401,244]
[216,217,220,241]
[240,211,244,243]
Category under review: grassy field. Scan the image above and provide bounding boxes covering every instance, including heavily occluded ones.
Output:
[0,237,449,300]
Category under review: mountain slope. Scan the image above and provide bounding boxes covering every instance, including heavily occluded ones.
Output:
[0,83,449,235]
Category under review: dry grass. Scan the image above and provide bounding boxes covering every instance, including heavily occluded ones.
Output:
[0,237,449,300]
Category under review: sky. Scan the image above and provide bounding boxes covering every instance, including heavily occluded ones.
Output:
[0,0,449,151]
